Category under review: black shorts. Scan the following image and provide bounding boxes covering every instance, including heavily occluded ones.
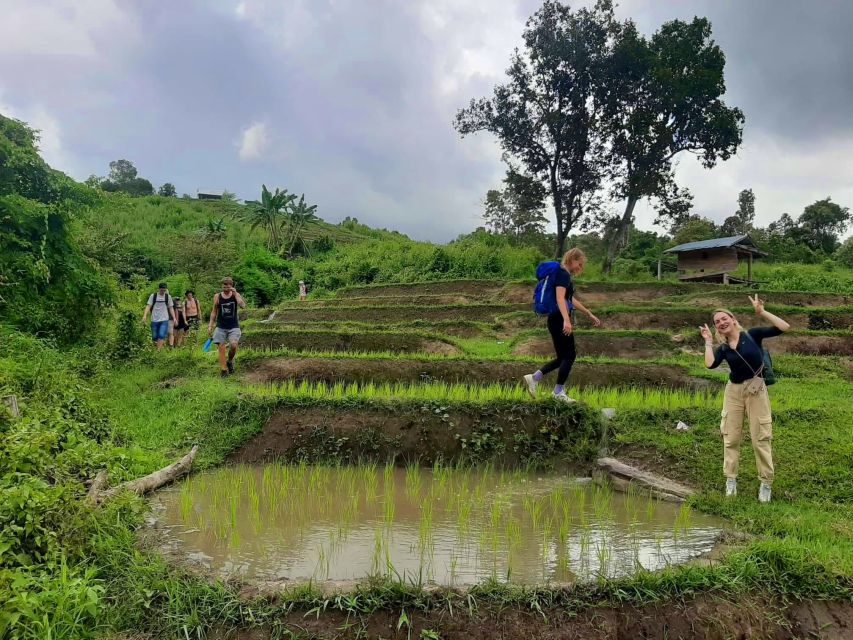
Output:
[186,316,200,329]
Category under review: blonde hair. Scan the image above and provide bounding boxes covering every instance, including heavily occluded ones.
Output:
[712,308,741,344]
[561,248,586,270]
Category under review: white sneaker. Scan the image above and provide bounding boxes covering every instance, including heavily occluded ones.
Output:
[553,392,577,404]
[758,482,772,503]
[522,374,538,398]
[725,477,737,497]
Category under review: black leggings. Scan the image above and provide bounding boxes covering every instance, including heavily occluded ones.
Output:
[539,312,577,385]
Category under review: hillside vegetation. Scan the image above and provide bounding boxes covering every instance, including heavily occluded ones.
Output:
[1,110,852,639]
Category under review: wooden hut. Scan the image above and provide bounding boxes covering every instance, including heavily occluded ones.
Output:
[663,235,766,284]
[197,189,224,200]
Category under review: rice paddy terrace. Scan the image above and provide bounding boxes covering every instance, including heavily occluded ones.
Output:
[141,279,852,638]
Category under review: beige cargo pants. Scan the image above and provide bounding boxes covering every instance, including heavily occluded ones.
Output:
[720,380,774,485]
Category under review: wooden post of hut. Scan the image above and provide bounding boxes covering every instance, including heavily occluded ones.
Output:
[663,235,766,285]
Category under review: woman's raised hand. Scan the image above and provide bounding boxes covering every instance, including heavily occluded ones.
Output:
[748,294,765,315]
[699,323,713,342]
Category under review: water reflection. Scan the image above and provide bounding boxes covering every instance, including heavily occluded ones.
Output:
[152,463,723,585]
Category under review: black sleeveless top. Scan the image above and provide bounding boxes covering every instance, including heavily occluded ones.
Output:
[216,293,240,330]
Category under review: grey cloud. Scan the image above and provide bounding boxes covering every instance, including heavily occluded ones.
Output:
[2,0,851,241]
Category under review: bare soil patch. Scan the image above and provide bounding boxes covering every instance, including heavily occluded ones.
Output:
[241,330,460,355]
[513,332,853,358]
[220,594,853,640]
[270,304,527,324]
[228,403,595,465]
[513,333,680,359]
[280,294,482,308]
[582,310,853,331]
[244,357,712,390]
[338,280,507,298]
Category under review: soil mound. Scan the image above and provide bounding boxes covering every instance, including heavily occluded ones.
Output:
[245,357,713,390]
[241,330,461,355]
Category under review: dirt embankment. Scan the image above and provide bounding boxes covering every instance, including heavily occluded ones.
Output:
[338,280,508,298]
[241,331,460,355]
[278,294,482,308]
[513,332,853,358]
[270,304,528,324]
[228,403,597,466]
[513,333,681,359]
[244,357,712,390]
[500,310,853,334]
[222,594,853,640]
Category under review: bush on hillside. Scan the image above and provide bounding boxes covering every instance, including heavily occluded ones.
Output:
[233,247,292,306]
[0,196,115,342]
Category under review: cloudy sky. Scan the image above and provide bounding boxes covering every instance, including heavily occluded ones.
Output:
[2,0,851,241]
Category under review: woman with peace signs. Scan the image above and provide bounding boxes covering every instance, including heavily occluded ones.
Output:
[700,295,790,503]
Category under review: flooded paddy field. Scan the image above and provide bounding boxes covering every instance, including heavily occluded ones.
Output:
[151,463,724,587]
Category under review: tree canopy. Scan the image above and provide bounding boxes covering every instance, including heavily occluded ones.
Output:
[456,0,615,258]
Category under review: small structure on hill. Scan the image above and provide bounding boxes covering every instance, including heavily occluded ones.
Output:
[197,189,224,200]
[663,235,766,284]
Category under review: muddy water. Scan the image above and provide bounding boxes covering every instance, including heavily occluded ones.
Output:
[151,464,724,586]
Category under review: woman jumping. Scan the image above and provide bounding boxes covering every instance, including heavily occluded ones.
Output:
[523,248,601,403]
[701,295,790,503]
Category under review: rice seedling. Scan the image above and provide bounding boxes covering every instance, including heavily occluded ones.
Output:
[405,461,422,499]
[248,376,721,410]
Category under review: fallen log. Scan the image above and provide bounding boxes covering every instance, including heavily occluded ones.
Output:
[92,446,198,504]
[596,456,694,502]
[86,470,109,502]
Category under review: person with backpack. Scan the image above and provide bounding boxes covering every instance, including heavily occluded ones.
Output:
[142,282,176,352]
[208,276,246,377]
[700,295,790,503]
[523,248,601,404]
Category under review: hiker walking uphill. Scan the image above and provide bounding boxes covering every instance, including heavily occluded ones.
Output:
[701,295,790,503]
[142,282,176,352]
[523,248,601,403]
[208,277,246,377]
[171,296,189,347]
[183,290,202,332]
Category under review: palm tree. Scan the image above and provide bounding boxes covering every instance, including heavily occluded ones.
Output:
[283,194,319,257]
[243,185,295,250]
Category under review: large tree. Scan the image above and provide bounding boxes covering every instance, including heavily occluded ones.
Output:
[158,182,177,197]
[482,170,548,237]
[455,0,615,258]
[601,18,744,273]
[789,197,851,254]
[721,188,755,236]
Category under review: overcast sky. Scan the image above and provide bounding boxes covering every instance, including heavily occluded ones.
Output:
[2,0,851,242]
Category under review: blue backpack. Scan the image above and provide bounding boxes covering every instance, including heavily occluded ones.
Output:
[533,261,571,315]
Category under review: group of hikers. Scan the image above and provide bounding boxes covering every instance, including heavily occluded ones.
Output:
[142,277,246,377]
[142,251,790,503]
[524,247,790,504]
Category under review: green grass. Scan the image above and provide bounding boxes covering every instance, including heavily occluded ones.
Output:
[4,318,852,638]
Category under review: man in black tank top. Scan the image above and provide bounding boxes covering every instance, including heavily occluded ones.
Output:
[208,276,247,377]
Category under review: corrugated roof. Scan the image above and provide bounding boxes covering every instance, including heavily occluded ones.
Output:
[664,235,753,253]
[197,189,224,196]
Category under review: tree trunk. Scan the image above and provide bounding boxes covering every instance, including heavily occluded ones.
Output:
[91,446,199,504]
[603,196,638,275]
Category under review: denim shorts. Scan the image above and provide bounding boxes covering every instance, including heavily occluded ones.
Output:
[151,320,169,342]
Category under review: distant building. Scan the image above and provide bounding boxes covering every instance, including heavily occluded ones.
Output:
[197,189,224,200]
[663,235,766,284]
